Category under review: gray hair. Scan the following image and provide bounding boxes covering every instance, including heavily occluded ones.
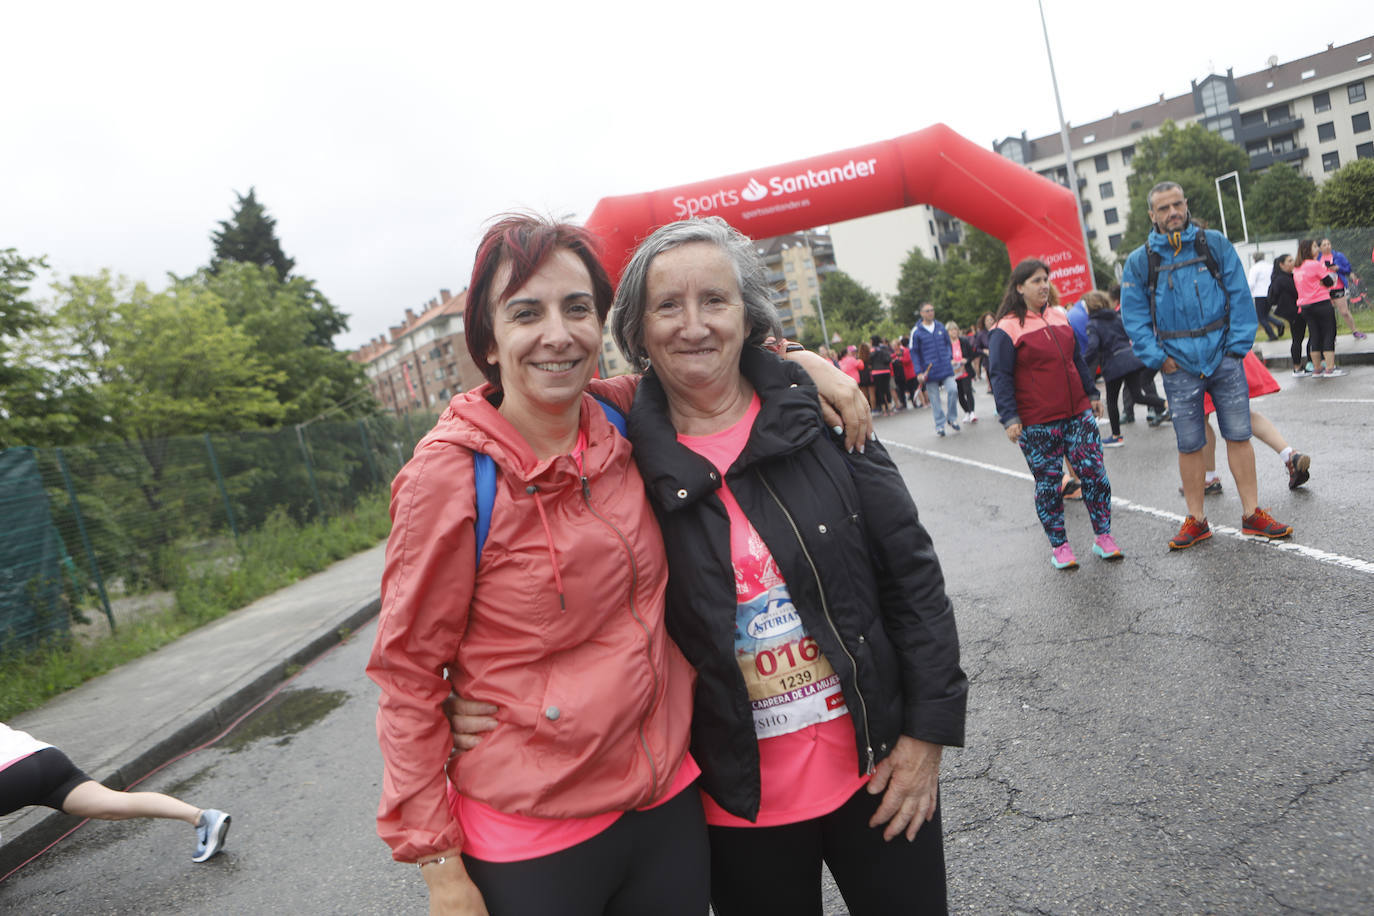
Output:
[610,216,781,367]
[1146,180,1184,209]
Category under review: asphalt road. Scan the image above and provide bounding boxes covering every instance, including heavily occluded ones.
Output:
[3,367,1371,914]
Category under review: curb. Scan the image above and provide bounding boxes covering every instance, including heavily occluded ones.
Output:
[0,595,381,875]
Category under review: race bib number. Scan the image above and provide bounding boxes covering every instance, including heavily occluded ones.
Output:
[734,584,848,739]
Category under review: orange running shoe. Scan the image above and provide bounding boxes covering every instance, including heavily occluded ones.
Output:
[1169,516,1212,550]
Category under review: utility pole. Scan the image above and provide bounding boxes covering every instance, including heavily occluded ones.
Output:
[1039,0,1095,281]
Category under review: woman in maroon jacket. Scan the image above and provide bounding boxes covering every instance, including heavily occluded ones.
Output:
[988,260,1117,570]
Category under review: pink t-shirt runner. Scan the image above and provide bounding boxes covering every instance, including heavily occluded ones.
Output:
[452,426,700,863]
[677,394,870,828]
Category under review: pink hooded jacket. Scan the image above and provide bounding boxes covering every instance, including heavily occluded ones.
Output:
[367,379,694,862]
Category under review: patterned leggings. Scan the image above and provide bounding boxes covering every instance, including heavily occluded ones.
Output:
[1017,410,1112,547]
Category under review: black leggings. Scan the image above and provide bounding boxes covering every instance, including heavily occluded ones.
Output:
[1105,370,1167,437]
[0,747,91,816]
[461,785,709,916]
[872,372,892,411]
[708,787,947,916]
[1304,300,1337,352]
[955,376,975,414]
[1287,311,1308,365]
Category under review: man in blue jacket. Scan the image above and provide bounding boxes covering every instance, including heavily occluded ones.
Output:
[910,302,959,436]
[1120,181,1292,549]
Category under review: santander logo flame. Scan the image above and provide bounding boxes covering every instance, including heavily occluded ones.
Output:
[740,178,769,202]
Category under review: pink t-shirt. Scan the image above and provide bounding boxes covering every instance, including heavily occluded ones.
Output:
[677,394,869,828]
[452,426,700,862]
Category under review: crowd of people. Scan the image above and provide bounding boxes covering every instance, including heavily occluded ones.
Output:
[821,182,1354,568]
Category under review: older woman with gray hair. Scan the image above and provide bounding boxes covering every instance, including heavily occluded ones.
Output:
[611,216,967,915]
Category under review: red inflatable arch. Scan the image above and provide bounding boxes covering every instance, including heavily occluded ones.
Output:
[585,122,1091,302]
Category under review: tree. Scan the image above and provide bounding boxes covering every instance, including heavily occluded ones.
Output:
[1,249,48,395]
[209,187,296,281]
[0,249,65,448]
[49,272,286,444]
[1309,158,1374,271]
[1310,158,1374,227]
[1121,121,1250,253]
[891,248,942,328]
[201,263,373,424]
[1245,163,1316,236]
[817,270,884,328]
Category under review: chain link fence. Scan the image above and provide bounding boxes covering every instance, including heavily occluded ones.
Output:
[0,412,440,653]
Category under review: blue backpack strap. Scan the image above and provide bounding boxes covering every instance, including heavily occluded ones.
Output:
[595,396,628,435]
[472,396,626,564]
[473,452,496,565]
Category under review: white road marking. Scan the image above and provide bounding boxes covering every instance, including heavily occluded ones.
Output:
[884,439,1374,576]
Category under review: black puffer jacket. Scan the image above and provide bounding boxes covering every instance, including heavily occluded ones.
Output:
[628,347,967,821]
[1269,269,1300,321]
[1084,308,1146,382]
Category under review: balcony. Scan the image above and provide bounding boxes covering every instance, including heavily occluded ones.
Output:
[938,229,962,247]
[1247,146,1309,170]
[765,270,785,284]
[1238,116,1304,144]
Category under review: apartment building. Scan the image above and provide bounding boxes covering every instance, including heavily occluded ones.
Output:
[349,289,485,414]
[826,206,963,306]
[750,230,838,341]
[995,35,1374,257]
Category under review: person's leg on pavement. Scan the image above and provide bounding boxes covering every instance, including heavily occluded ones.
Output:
[1063,410,1113,537]
[1333,292,1359,335]
[821,787,948,916]
[1160,368,1210,524]
[1104,378,1124,438]
[1289,313,1308,373]
[926,378,947,432]
[62,779,201,824]
[942,377,960,429]
[1017,421,1070,549]
[1250,409,1312,488]
[1121,376,1136,423]
[1124,369,1168,417]
[1208,356,1290,536]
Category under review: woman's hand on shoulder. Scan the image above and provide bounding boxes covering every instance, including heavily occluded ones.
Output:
[866,736,943,842]
[787,349,874,452]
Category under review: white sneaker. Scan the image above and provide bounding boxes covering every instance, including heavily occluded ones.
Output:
[1324,367,1347,377]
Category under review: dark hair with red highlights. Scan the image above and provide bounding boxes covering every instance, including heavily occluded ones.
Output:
[464,213,613,389]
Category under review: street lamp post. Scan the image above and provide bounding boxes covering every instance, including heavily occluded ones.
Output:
[1038,0,1095,280]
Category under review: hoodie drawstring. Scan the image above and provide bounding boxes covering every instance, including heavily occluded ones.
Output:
[524,484,567,610]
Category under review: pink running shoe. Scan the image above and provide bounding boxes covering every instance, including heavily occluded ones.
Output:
[1092,533,1124,560]
[1051,543,1078,569]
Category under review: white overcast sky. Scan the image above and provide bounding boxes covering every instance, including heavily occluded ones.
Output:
[4,0,1368,350]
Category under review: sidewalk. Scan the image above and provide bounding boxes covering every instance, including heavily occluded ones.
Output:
[0,543,386,872]
[1253,327,1374,367]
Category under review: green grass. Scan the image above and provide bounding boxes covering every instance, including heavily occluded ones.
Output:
[0,490,392,721]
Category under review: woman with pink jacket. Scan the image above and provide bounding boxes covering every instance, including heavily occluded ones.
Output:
[1293,238,1345,378]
